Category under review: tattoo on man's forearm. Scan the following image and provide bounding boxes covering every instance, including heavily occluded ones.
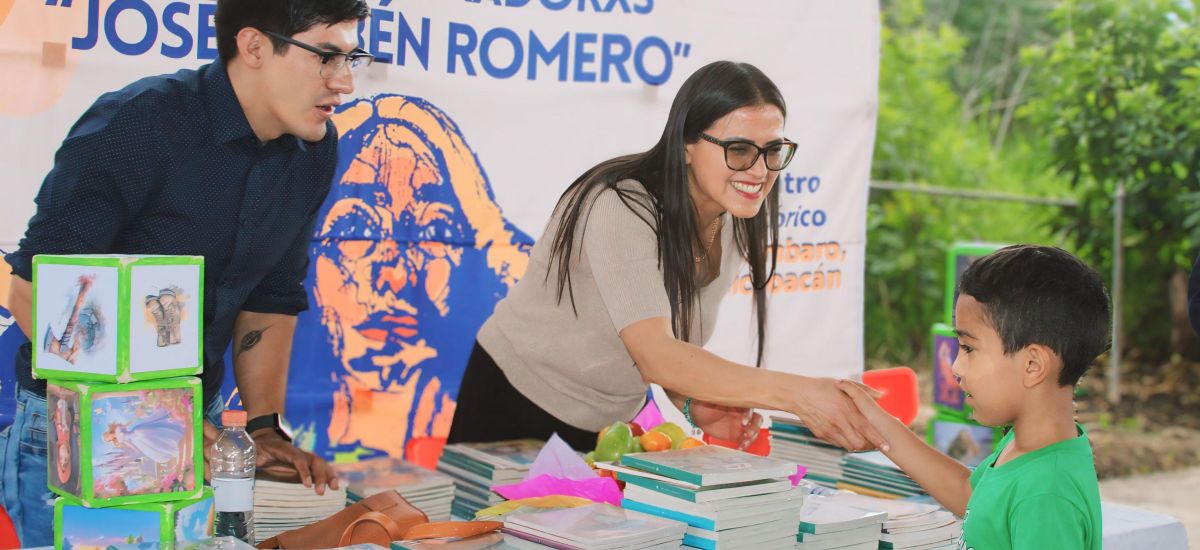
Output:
[235,325,271,360]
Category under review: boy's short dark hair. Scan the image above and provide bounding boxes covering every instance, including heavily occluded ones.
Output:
[215,0,371,63]
[958,244,1111,386]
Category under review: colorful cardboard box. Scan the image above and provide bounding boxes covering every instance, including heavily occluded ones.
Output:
[931,322,974,418]
[54,487,214,550]
[48,377,203,507]
[33,254,203,383]
[943,242,1005,325]
[926,415,1005,469]
[105,537,256,550]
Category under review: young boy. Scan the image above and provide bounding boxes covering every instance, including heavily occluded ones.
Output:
[839,245,1109,549]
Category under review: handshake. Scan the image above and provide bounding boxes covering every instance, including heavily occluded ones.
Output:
[784,376,896,454]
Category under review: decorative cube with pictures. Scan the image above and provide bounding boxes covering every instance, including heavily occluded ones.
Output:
[105,537,257,550]
[48,377,203,507]
[931,322,974,418]
[926,415,1005,468]
[53,487,214,550]
[33,254,203,383]
[944,242,1005,325]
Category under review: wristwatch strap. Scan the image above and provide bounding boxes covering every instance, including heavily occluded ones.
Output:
[247,413,293,442]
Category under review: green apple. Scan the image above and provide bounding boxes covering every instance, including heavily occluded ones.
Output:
[594,421,634,461]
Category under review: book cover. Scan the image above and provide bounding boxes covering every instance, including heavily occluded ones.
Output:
[621,484,805,515]
[619,445,795,486]
[502,503,685,550]
[816,492,940,523]
[621,498,800,532]
[615,471,791,502]
[797,496,888,534]
[334,457,454,497]
[444,440,544,470]
[796,524,881,549]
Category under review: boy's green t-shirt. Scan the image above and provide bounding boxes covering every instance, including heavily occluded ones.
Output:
[959,423,1102,550]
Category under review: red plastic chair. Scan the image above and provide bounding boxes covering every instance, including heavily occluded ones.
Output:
[703,427,771,456]
[405,436,447,471]
[0,505,19,550]
[862,366,920,426]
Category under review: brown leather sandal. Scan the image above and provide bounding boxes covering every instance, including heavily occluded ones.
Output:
[256,489,501,548]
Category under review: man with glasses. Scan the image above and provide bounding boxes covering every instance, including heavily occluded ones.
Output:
[1,0,370,543]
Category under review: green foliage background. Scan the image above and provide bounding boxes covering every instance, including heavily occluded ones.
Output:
[867,0,1200,369]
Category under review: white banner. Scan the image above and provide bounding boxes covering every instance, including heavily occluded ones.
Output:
[0,0,878,456]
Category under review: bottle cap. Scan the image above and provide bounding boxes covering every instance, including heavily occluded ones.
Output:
[222,410,248,427]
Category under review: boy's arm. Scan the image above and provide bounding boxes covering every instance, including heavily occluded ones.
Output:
[837,380,973,516]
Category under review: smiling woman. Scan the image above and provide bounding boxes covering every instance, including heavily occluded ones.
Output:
[447,60,889,455]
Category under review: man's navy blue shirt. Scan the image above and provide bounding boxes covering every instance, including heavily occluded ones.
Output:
[6,60,337,406]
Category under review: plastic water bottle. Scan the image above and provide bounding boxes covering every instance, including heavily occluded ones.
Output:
[212,410,256,542]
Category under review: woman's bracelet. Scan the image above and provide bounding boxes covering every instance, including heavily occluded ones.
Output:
[682,397,698,429]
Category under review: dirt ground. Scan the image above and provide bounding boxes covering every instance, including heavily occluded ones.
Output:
[1077,356,1200,479]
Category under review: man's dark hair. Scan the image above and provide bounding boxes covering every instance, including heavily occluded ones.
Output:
[215,0,370,63]
[958,244,1111,386]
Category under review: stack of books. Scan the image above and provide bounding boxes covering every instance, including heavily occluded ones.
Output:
[436,439,543,519]
[334,457,456,521]
[607,445,804,549]
[837,452,925,500]
[794,494,887,550]
[393,531,536,549]
[817,493,960,550]
[770,417,928,501]
[502,502,687,550]
[768,417,845,487]
[252,478,348,543]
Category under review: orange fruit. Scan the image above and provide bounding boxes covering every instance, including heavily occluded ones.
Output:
[679,437,706,449]
[639,431,672,452]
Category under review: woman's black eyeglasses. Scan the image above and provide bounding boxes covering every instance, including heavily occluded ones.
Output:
[700,133,797,171]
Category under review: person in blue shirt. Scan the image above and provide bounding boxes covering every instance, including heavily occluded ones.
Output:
[0,0,371,543]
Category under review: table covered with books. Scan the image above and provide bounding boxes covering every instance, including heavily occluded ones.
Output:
[411,420,964,550]
[263,422,1187,550]
[43,419,1188,549]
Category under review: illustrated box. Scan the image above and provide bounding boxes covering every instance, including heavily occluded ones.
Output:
[105,538,256,550]
[34,254,203,383]
[944,242,1005,325]
[931,322,974,418]
[48,377,203,507]
[926,415,1005,468]
[54,487,213,550]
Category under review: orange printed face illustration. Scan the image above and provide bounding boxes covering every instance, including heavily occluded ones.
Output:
[307,95,530,458]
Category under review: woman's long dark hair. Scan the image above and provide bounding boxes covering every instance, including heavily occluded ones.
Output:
[546,61,782,366]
